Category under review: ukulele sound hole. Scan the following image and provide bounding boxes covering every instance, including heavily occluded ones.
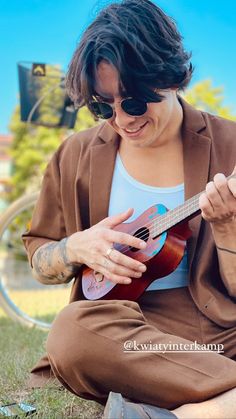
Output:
[129,227,149,252]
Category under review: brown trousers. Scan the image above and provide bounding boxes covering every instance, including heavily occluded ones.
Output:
[46,287,236,409]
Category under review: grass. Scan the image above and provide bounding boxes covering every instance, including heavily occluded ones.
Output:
[4,288,72,324]
[0,291,104,418]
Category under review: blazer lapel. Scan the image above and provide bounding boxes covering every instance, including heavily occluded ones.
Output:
[180,98,212,269]
[88,99,212,272]
[89,125,119,226]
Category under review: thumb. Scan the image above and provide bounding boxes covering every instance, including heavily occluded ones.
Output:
[229,163,236,182]
[99,208,134,228]
[228,164,236,197]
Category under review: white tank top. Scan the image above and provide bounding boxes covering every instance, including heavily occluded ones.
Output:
[108,153,188,291]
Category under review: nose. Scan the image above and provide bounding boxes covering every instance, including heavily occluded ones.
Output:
[113,103,136,128]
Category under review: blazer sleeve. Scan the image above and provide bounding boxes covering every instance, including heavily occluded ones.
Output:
[22,148,66,267]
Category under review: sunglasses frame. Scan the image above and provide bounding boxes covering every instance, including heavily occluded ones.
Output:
[89,96,148,120]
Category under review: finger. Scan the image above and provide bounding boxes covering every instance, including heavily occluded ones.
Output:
[107,247,147,273]
[228,163,236,198]
[95,261,133,285]
[212,173,236,215]
[205,181,223,210]
[99,208,134,228]
[228,177,236,198]
[212,173,229,203]
[104,229,147,249]
[199,193,214,220]
[102,256,144,278]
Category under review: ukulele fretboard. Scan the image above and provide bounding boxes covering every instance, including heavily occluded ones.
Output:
[152,173,236,237]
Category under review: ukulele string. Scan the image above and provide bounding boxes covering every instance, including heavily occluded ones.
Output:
[116,199,198,255]
[111,197,199,255]
[108,174,235,256]
[120,172,235,246]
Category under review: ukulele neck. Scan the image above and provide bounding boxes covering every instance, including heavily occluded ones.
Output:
[153,173,236,237]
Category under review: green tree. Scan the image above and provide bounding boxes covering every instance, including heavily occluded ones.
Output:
[182,79,236,121]
[8,103,96,201]
[8,78,235,202]
[8,108,64,200]
[7,63,97,201]
[74,105,98,132]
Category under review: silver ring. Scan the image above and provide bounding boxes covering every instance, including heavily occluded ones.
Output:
[106,247,114,259]
[103,258,109,269]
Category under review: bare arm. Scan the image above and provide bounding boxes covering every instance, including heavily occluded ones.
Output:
[32,238,80,285]
[31,208,147,286]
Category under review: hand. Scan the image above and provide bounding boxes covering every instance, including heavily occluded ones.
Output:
[199,165,236,228]
[66,208,147,285]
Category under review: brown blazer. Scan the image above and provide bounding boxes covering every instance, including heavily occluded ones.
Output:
[23,96,236,328]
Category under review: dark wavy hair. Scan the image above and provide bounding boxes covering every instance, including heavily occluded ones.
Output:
[66,0,193,109]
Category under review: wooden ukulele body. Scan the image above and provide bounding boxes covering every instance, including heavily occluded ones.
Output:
[81,204,191,301]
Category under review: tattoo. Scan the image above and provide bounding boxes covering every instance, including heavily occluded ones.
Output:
[34,249,45,276]
[59,238,70,265]
[216,245,236,255]
[46,242,58,269]
[32,238,79,283]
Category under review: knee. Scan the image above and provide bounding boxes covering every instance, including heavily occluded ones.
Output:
[46,302,110,399]
[46,302,95,375]
[46,298,142,380]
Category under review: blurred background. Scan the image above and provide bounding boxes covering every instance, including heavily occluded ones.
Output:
[1,0,236,206]
[0,1,235,415]
[0,0,236,327]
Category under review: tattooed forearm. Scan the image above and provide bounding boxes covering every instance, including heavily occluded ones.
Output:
[59,238,70,265]
[32,238,79,284]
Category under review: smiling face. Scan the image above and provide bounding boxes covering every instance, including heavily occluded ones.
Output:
[94,60,184,149]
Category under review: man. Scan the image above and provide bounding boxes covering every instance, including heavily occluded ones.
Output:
[23,0,236,417]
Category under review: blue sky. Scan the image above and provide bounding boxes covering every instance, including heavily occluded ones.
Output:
[1,0,236,133]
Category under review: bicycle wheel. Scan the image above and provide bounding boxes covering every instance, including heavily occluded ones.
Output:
[0,192,72,330]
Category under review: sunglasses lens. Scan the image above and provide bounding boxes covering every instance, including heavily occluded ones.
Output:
[89,102,113,119]
[122,99,147,116]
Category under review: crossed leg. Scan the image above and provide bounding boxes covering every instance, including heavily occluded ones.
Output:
[46,289,236,414]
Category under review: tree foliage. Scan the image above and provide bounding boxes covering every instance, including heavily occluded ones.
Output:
[7,79,236,201]
[182,79,236,121]
[8,105,97,201]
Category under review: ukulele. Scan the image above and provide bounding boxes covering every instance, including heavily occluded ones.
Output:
[81,174,236,301]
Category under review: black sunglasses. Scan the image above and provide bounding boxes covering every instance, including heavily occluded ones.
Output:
[89,97,148,120]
